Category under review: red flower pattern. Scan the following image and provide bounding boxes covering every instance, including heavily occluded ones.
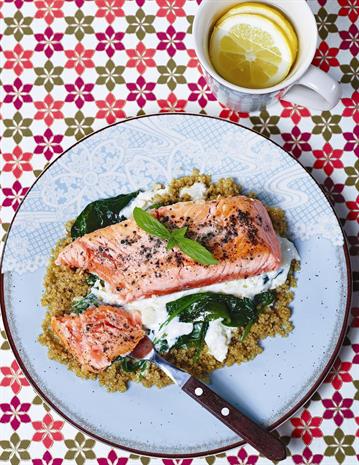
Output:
[280,101,311,124]
[338,0,358,23]
[157,25,186,57]
[346,195,359,222]
[157,92,187,112]
[312,42,339,72]
[322,177,345,204]
[64,77,94,109]
[227,447,258,465]
[281,126,312,158]
[34,1,64,25]
[219,105,248,122]
[97,449,128,465]
[126,42,156,74]
[3,78,33,109]
[290,410,323,445]
[339,23,359,56]
[32,450,63,465]
[95,0,125,23]
[34,128,64,161]
[2,146,33,179]
[313,143,344,175]
[325,358,353,389]
[2,180,29,211]
[186,49,202,73]
[126,76,156,108]
[34,27,64,58]
[96,93,126,123]
[0,360,29,394]
[292,447,323,464]
[34,94,64,126]
[65,43,95,75]
[342,91,359,123]
[156,0,186,24]
[95,26,125,57]
[322,391,354,426]
[188,76,216,108]
[0,395,31,431]
[3,44,33,76]
[343,125,359,156]
[32,413,64,448]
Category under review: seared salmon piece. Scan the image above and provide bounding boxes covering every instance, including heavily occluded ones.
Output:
[56,196,281,304]
[51,306,144,373]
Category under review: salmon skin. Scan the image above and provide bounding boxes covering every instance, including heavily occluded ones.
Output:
[56,196,281,304]
[51,306,144,373]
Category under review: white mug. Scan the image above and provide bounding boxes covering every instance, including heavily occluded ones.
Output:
[193,0,341,113]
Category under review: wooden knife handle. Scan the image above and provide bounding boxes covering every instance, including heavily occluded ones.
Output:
[182,377,286,462]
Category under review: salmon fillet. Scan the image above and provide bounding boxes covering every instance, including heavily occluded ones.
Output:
[51,306,144,372]
[56,196,281,304]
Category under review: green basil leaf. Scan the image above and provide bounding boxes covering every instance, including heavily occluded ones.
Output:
[176,237,218,265]
[71,190,140,238]
[86,273,97,286]
[71,293,98,314]
[171,226,188,239]
[133,207,171,240]
[166,237,178,251]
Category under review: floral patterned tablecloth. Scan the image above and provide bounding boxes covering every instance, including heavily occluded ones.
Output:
[0,1,358,464]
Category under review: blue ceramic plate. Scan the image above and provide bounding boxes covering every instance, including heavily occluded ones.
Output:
[1,114,351,457]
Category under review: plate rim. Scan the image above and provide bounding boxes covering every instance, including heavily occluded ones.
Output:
[0,112,352,458]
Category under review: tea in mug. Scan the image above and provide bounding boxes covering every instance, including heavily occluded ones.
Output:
[209,2,298,89]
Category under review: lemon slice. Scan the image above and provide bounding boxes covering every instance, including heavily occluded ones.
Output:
[209,13,293,89]
[216,2,298,60]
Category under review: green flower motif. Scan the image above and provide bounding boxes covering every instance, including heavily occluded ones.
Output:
[341,57,359,90]
[205,453,226,464]
[249,110,280,138]
[345,159,359,190]
[64,432,96,465]
[95,59,125,91]
[186,15,194,34]
[34,60,64,92]
[3,112,32,144]
[0,432,30,465]
[65,111,94,141]
[315,7,338,40]
[126,8,155,40]
[129,454,151,465]
[4,11,33,41]
[311,112,342,141]
[65,10,94,41]
[0,329,10,350]
[157,58,186,90]
[324,428,355,464]
[32,394,51,412]
[353,380,359,400]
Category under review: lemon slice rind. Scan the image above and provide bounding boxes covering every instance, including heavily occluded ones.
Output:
[209,13,293,89]
[216,2,298,59]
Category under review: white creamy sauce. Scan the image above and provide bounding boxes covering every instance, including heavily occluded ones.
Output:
[92,237,299,362]
[179,182,207,200]
[120,185,169,219]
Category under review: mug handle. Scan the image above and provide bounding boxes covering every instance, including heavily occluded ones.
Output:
[282,65,341,110]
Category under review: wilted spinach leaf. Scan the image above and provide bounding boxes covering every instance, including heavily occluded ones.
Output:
[116,357,149,373]
[174,321,209,361]
[71,190,141,238]
[71,293,99,314]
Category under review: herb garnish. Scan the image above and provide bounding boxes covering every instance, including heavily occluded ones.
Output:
[133,207,218,266]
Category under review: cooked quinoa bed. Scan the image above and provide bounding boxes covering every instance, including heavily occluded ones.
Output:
[40,171,300,392]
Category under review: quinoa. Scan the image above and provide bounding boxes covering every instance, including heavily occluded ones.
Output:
[40,171,299,392]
